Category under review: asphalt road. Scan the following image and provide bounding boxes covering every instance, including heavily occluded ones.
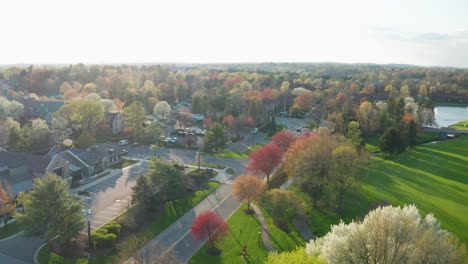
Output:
[0,234,43,264]
[125,183,242,264]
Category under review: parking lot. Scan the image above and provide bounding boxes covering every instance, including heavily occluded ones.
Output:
[79,160,148,229]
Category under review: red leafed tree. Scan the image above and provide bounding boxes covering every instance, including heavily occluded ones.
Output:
[191,211,229,251]
[182,135,196,149]
[204,116,213,128]
[222,115,235,130]
[247,144,283,186]
[272,130,296,151]
[260,88,279,103]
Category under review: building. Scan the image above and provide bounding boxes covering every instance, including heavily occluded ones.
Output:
[45,145,122,186]
[20,95,65,124]
[99,112,124,135]
[0,152,49,194]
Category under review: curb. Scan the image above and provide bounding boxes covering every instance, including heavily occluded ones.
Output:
[0,230,24,242]
[34,241,48,264]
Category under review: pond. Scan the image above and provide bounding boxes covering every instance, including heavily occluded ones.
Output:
[434,106,468,127]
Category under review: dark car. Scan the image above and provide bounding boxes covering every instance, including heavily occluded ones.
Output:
[120,149,128,155]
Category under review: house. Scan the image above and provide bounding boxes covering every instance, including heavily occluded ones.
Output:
[21,95,65,124]
[99,112,124,135]
[0,151,49,195]
[45,145,122,186]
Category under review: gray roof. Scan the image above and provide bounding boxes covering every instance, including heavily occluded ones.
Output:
[72,147,109,167]
[0,152,33,169]
[105,112,120,123]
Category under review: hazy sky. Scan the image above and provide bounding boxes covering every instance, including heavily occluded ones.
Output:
[2,0,468,67]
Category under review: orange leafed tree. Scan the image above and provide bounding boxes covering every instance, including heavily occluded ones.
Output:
[191,211,229,252]
[232,174,266,213]
[113,98,125,111]
[294,92,313,110]
[271,130,296,151]
[247,144,283,186]
[0,182,15,230]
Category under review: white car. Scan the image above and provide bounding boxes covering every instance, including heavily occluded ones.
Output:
[251,127,258,134]
[118,139,129,146]
[170,137,179,143]
[164,137,172,142]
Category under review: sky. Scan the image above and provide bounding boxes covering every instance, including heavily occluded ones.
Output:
[2,0,468,67]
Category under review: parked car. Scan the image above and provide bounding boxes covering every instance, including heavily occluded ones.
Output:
[170,137,179,143]
[120,149,128,155]
[251,127,258,134]
[118,139,129,146]
[164,137,172,142]
[296,127,302,132]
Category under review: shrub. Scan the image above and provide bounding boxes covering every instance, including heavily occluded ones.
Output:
[91,229,117,248]
[91,222,121,248]
[103,221,121,235]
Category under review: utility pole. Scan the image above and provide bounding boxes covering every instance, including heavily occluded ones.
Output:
[82,209,92,263]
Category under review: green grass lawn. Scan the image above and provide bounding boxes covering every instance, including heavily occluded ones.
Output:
[0,221,20,239]
[259,207,305,251]
[109,159,138,169]
[308,136,468,245]
[188,162,226,169]
[449,120,468,130]
[38,181,221,264]
[217,144,263,159]
[189,203,305,264]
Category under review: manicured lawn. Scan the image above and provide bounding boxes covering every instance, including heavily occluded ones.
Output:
[38,181,221,264]
[217,144,263,159]
[188,162,226,169]
[189,204,305,264]
[0,221,20,239]
[109,159,138,169]
[259,207,305,251]
[449,120,468,130]
[308,136,468,245]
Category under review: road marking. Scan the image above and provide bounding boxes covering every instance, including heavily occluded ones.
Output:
[93,215,111,220]
[95,211,116,216]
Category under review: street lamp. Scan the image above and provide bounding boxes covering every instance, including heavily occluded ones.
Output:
[196,150,201,170]
[82,209,92,263]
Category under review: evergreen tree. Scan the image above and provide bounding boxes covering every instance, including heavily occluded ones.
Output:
[408,120,417,147]
[379,127,405,156]
[16,173,84,245]
[203,122,228,154]
[146,158,185,201]
[131,174,154,211]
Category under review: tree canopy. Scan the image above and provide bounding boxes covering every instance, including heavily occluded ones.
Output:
[16,173,84,244]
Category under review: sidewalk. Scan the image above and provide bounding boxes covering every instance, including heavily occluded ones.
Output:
[251,203,274,251]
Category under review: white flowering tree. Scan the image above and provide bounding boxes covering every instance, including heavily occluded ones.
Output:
[291,87,311,96]
[306,205,465,264]
[153,101,171,119]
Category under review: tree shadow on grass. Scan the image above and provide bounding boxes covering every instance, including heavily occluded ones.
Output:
[250,215,284,252]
